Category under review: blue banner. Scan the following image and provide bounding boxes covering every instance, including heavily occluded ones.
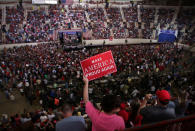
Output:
[158,30,176,43]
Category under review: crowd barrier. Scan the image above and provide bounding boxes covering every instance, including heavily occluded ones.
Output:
[124,114,195,131]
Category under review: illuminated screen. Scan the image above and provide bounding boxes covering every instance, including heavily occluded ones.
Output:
[32,0,58,4]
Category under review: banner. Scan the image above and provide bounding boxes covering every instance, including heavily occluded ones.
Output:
[80,50,117,81]
[158,30,177,43]
[32,0,58,4]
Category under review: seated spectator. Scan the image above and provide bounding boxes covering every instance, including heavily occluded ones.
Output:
[140,90,176,124]
[83,76,125,131]
[56,103,86,131]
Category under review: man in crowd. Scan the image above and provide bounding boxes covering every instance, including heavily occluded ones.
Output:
[56,103,86,131]
[83,76,125,131]
[140,90,176,124]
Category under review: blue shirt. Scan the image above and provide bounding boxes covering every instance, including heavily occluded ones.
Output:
[56,116,85,131]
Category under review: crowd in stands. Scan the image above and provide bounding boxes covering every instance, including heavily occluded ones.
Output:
[0,30,2,44]
[0,42,195,130]
[123,6,138,38]
[158,8,175,29]
[0,8,2,43]
[25,9,52,43]
[176,8,195,45]
[49,5,73,30]
[141,7,156,39]
[88,7,110,39]
[0,4,194,45]
[106,7,126,39]
[0,9,2,25]
[5,5,24,44]
[68,6,88,29]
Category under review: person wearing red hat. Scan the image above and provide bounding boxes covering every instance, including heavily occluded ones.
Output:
[139,90,176,124]
[156,90,171,105]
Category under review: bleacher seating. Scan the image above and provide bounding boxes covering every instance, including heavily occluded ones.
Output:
[88,7,110,39]
[0,3,194,45]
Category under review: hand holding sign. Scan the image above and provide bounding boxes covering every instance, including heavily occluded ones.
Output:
[80,50,117,81]
[83,75,89,84]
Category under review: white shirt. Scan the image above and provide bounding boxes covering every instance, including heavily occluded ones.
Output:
[21,118,31,123]
[17,82,23,88]
[40,115,48,122]
[88,88,93,94]
[131,89,139,97]
[25,81,29,87]
[10,95,15,101]
[20,88,24,93]
[48,114,55,121]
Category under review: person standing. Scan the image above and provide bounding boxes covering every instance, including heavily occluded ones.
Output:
[83,76,125,131]
[56,103,86,131]
[140,90,176,124]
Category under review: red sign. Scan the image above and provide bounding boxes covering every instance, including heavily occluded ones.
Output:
[80,50,117,81]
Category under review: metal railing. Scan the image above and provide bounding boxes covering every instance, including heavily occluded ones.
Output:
[124,114,195,131]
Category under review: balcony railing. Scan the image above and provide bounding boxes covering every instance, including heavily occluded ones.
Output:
[124,114,195,131]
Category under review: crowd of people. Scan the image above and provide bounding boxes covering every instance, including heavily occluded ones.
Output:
[107,7,126,39]
[68,6,88,29]
[5,5,24,44]
[123,6,139,38]
[88,7,110,39]
[141,7,156,39]
[0,7,2,43]
[0,42,194,130]
[0,9,2,25]
[0,2,195,130]
[0,4,194,44]
[158,8,175,29]
[176,8,195,45]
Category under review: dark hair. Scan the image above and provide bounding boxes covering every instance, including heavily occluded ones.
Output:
[62,103,72,114]
[101,95,121,113]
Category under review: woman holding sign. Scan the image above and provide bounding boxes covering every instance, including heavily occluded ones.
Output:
[83,76,125,131]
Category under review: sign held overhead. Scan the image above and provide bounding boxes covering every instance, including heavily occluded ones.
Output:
[80,50,117,81]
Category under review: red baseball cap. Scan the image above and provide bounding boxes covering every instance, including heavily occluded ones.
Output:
[156,90,171,103]
[120,103,126,109]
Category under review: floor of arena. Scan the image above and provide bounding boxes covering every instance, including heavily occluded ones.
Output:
[0,90,40,115]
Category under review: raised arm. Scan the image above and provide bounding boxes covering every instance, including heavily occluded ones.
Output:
[138,94,152,114]
[83,76,89,104]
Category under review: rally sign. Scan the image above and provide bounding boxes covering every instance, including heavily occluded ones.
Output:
[80,50,117,81]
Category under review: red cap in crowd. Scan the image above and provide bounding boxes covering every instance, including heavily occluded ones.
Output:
[156,90,171,103]
[120,103,126,109]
